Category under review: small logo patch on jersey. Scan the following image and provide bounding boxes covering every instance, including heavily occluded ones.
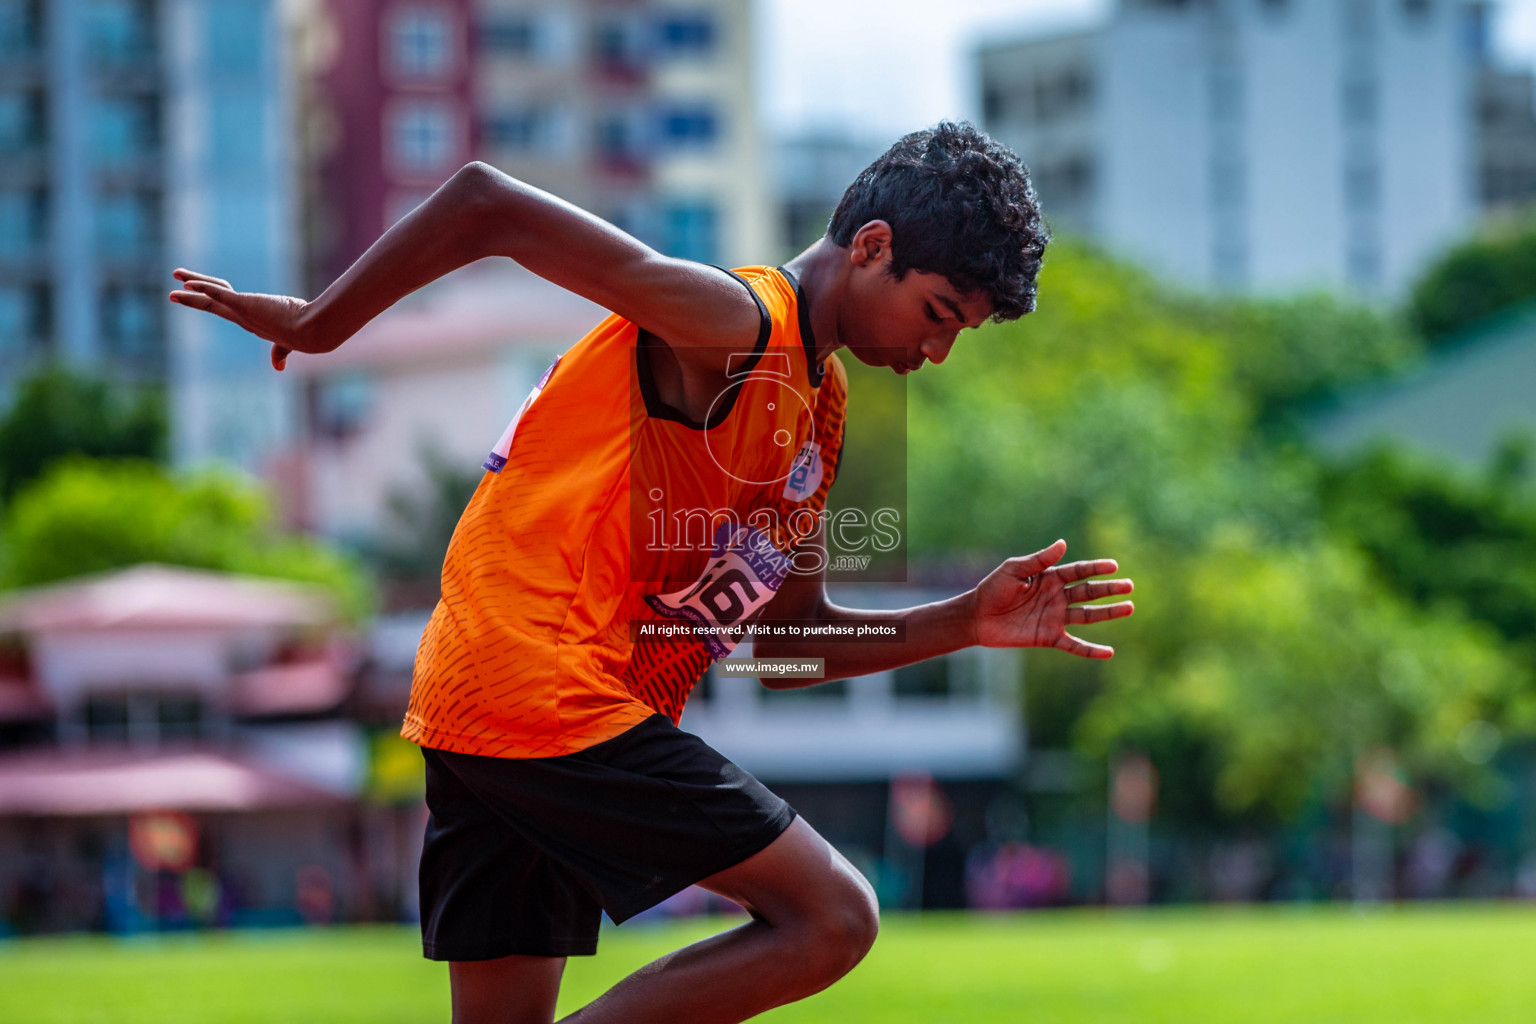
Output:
[484,356,561,472]
[782,441,823,502]
[645,523,792,660]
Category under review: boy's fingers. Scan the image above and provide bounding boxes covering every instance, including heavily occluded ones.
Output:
[169,289,241,326]
[1006,539,1067,579]
[168,289,224,315]
[173,268,233,290]
[168,289,210,310]
[1063,579,1134,603]
[1053,559,1119,584]
[1055,633,1114,659]
[183,279,237,304]
[271,345,289,371]
[1066,602,1134,624]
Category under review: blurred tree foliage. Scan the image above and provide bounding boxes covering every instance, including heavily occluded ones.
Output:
[1213,293,1418,423]
[0,366,166,505]
[374,442,482,588]
[0,458,373,624]
[1320,442,1536,650]
[904,241,1533,825]
[1407,211,1536,341]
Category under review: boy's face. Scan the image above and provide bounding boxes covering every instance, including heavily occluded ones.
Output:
[839,222,992,374]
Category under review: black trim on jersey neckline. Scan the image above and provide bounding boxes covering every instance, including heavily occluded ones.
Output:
[635,266,772,431]
[773,266,826,389]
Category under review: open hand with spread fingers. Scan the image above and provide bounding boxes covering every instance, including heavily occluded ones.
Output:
[970,540,1134,659]
[168,268,318,372]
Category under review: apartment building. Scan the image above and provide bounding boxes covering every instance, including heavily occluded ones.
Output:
[299,0,769,295]
[977,0,1505,298]
[0,0,299,468]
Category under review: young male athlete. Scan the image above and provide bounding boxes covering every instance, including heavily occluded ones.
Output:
[169,122,1134,1024]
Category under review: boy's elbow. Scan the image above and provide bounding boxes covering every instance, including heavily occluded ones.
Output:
[445,161,504,210]
[439,162,520,250]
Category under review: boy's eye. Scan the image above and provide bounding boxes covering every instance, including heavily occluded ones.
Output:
[925,305,943,323]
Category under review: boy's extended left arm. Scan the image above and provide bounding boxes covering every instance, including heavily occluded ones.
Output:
[751,532,1133,687]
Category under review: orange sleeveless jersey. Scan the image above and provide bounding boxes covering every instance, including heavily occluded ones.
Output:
[402,266,848,758]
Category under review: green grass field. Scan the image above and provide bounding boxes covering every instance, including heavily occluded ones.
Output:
[1,905,1533,1023]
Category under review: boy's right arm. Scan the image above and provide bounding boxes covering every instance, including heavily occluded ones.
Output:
[169,161,760,371]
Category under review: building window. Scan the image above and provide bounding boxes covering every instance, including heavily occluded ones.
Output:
[1032,68,1093,124]
[92,95,159,166]
[84,694,130,742]
[0,188,44,256]
[982,85,1005,124]
[0,283,46,348]
[95,191,158,256]
[483,106,573,156]
[84,693,205,744]
[660,201,717,263]
[597,111,650,170]
[386,4,456,80]
[480,14,538,56]
[656,12,715,55]
[0,0,41,59]
[657,105,718,148]
[86,0,155,67]
[1034,155,1095,205]
[388,100,458,176]
[593,16,647,78]
[100,286,159,351]
[0,91,44,155]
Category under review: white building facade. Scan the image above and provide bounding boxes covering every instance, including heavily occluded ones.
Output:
[979,0,1485,298]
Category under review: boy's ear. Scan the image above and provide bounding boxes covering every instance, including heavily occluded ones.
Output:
[848,220,894,267]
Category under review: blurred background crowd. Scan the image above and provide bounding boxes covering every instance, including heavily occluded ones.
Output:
[1,0,1535,937]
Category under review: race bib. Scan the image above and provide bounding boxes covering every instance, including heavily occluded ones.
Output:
[483,357,561,473]
[645,522,792,659]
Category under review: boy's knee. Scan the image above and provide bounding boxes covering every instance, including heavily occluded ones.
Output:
[804,877,879,979]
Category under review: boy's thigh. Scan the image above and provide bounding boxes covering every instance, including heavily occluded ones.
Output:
[696,816,877,924]
[420,747,603,961]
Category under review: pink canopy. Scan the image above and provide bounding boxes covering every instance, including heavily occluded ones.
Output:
[0,564,334,633]
[0,749,347,816]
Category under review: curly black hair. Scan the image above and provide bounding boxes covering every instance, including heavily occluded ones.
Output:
[827,121,1048,321]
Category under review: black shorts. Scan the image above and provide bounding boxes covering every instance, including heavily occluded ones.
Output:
[418,714,796,960]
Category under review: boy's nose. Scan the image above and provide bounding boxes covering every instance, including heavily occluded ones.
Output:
[921,332,958,365]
